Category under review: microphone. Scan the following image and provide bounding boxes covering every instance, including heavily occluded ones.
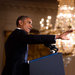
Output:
[48,44,58,53]
[44,44,58,53]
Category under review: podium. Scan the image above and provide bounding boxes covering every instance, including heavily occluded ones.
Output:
[29,53,65,75]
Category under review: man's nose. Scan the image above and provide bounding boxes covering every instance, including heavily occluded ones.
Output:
[30,24,33,28]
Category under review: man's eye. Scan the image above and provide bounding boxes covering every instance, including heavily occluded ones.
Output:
[29,21,32,24]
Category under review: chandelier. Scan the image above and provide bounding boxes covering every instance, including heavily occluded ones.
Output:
[40,16,53,34]
[55,4,75,66]
[55,5,75,54]
[40,4,75,66]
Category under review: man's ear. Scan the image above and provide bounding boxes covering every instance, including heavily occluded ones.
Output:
[19,20,23,25]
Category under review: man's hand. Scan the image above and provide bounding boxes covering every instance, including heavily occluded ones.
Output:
[56,30,73,40]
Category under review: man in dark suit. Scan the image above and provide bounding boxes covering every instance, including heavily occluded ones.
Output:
[2,16,73,75]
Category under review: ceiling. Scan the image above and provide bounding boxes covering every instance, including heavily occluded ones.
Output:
[1,0,58,3]
[21,0,57,3]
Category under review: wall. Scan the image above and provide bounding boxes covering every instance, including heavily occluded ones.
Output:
[0,1,58,30]
[0,30,4,75]
[64,56,75,75]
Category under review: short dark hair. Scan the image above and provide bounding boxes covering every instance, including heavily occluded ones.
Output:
[16,16,30,26]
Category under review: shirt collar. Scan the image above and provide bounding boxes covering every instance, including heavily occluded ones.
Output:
[16,27,28,34]
[17,27,22,30]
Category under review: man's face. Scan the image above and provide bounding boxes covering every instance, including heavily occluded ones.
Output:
[19,18,32,33]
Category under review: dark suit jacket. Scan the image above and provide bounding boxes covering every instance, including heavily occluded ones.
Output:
[2,29,55,75]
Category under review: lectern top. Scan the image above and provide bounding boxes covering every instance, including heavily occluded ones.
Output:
[29,53,59,63]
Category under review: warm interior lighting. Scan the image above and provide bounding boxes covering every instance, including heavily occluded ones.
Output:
[40,16,52,31]
[40,4,75,66]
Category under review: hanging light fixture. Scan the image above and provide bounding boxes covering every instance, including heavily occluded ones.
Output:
[40,16,52,32]
[55,0,75,66]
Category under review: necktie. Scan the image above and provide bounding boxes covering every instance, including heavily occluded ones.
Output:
[25,45,28,63]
